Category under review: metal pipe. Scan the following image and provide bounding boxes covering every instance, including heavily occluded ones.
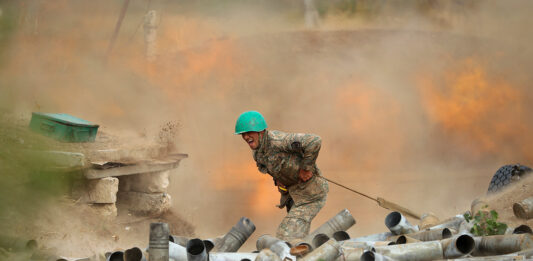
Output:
[418,213,439,230]
[255,249,281,261]
[106,251,124,261]
[373,241,443,261]
[441,234,475,258]
[256,234,287,251]
[301,239,341,261]
[401,228,452,241]
[385,212,418,235]
[125,247,145,261]
[513,225,533,234]
[349,232,393,242]
[169,235,190,247]
[313,233,330,249]
[169,241,187,261]
[394,235,420,244]
[513,197,533,220]
[471,234,533,256]
[297,209,355,249]
[333,231,350,241]
[308,209,356,239]
[209,253,258,261]
[335,247,365,261]
[212,217,256,252]
[269,241,295,261]
[149,222,170,261]
[187,238,208,261]
[360,251,396,261]
[428,215,465,231]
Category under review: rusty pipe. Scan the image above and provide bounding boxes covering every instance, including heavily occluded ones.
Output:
[125,247,146,261]
[209,253,258,261]
[270,240,296,261]
[373,241,443,261]
[385,212,418,235]
[335,247,365,261]
[313,233,331,249]
[333,231,350,241]
[212,217,256,252]
[513,197,533,220]
[256,249,281,261]
[513,225,533,234]
[401,228,452,241]
[149,222,169,261]
[349,232,394,242]
[360,251,397,261]
[187,238,208,261]
[301,239,341,261]
[106,251,124,261]
[471,234,533,256]
[308,209,356,239]
[256,234,288,251]
[394,235,420,244]
[429,215,465,231]
[441,234,475,258]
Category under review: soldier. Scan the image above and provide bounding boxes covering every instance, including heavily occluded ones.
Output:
[235,111,329,241]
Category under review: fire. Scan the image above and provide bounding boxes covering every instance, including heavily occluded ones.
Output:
[212,159,279,216]
[417,58,524,159]
[333,80,406,172]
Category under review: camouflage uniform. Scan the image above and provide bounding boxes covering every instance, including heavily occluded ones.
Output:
[253,130,329,241]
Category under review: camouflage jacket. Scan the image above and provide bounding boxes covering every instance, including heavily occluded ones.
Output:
[253,130,329,206]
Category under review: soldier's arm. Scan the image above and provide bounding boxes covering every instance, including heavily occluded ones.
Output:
[280,132,322,171]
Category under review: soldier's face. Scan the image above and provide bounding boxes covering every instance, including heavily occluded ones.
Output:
[241,131,260,150]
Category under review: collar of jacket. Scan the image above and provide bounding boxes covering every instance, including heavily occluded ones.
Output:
[257,130,269,152]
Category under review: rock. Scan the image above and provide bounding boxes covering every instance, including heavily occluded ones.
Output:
[118,191,171,216]
[82,177,119,203]
[119,171,170,193]
[90,203,117,217]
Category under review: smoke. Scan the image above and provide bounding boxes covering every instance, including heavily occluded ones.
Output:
[2,0,533,252]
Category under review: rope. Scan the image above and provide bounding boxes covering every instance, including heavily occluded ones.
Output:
[320,176,378,203]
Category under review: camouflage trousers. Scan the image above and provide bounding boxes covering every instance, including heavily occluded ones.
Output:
[276,196,327,241]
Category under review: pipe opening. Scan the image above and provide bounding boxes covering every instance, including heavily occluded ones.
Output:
[513,225,533,234]
[312,233,330,248]
[187,239,206,255]
[169,235,175,243]
[125,247,143,261]
[385,212,401,228]
[203,240,215,253]
[333,231,350,241]
[396,236,407,244]
[108,251,124,261]
[455,235,475,254]
[241,259,251,261]
[360,251,375,261]
[442,228,452,239]
[290,244,310,256]
[387,242,396,246]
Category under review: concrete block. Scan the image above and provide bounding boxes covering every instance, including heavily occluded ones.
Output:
[82,177,119,203]
[118,191,171,216]
[90,203,117,218]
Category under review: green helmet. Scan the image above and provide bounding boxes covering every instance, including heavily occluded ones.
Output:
[234,111,267,134]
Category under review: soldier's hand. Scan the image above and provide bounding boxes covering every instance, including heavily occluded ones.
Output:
[299,169,313,182]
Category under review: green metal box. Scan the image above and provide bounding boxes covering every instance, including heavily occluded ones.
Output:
[29,113,99,142]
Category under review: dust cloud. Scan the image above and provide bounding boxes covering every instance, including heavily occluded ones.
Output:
[1,0,533,252]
